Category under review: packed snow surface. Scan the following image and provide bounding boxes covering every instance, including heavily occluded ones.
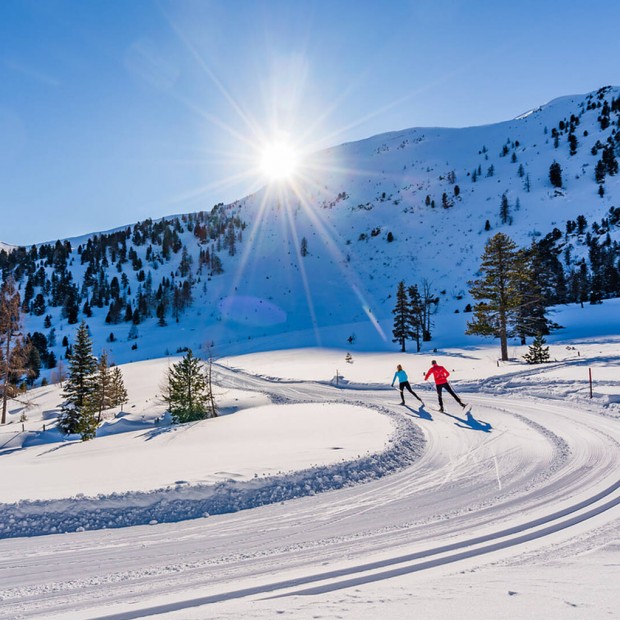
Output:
[1,402,393,503]
[0,302,619,619]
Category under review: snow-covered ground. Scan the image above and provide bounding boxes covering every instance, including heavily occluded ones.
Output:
[0,301,618,618]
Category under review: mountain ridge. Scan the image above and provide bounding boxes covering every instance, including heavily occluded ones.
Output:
[1,86,619,367]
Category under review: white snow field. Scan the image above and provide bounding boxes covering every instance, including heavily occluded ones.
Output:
[0,303,619,619]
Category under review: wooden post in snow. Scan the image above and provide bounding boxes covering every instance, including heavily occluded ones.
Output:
[589,368,593,398]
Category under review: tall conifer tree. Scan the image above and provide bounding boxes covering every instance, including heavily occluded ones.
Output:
[0,277,26,425]
[466,233,522,361]
[111,366,128,411]
[514,245,558,344]
[407,284,423,352]
[392,281,413,352]
[58,321,98,434]
[93,351,114,421]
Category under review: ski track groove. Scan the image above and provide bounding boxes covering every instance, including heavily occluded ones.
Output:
[0,366,618,618]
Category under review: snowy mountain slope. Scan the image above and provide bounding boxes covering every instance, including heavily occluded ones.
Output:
[192,86,620,351]
[234,87,619,305]
[3,86,620,364]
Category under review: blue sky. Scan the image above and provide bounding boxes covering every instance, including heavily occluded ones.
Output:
[2,0,620,246]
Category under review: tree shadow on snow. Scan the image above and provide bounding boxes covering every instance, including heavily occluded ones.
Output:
[138,419,204,441]
[443,410,492,433]
[138,425,179,441]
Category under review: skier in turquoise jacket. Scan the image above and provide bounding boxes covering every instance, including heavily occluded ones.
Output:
[391,364,424,406]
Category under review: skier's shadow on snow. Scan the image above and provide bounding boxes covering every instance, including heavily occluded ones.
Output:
[443,410,492,433]
[403,405,433,421]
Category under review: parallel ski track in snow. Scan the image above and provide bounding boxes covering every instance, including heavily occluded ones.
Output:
[0,369,618,619]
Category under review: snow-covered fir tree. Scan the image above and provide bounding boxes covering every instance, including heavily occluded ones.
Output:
[58,321,98,434]
[165,350,214,423]
[523,335,551,364]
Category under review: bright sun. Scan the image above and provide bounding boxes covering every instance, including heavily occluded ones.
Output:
[260,142,299,181]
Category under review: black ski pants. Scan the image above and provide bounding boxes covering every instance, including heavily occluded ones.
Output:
[398,381,422,403]
[435,382,464,410]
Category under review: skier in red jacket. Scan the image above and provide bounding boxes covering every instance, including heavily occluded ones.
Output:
[424,360,466,413]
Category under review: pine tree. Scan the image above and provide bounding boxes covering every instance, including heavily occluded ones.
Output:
[407,284,423,352]
[203,348,218,419]
[513,245,558,344]
[549,161,563,188]
[58,321,98,434]
[25,343,41,385]
[602,145,618,175]
[110,366,128,411]
[420,279,438,342]
[531,235,568,305]
[523,335,551,364]
[0,277,26,425]
[93,351,114,421]
[166,350,211,423]
[500,193,511,225]
[392,281,414,352]
[77,396,99,440]
[466,233,523,361]
[568,132,578,156]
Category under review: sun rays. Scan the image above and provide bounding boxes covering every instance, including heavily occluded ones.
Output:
[158,13,391,344]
